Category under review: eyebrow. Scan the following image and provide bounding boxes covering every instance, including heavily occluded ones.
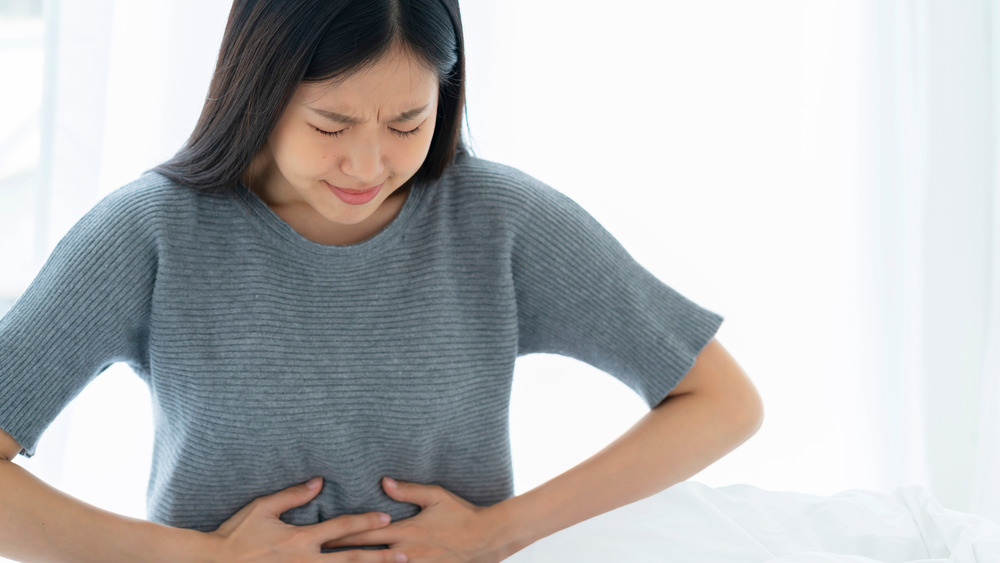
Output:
[307,104,430,125]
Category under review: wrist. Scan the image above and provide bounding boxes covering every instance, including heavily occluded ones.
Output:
[483,495,545,559]
[131,519,220,563]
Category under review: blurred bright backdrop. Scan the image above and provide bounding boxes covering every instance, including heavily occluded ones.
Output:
[1,0,998,549]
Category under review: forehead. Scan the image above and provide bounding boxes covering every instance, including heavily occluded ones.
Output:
[294,50,439,114]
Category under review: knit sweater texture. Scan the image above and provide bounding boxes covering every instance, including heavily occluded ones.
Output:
[0,155,723,531]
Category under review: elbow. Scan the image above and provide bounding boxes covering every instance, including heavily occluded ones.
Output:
[733,384,764,443]
[666,338,763,444]
[746,390,765,438]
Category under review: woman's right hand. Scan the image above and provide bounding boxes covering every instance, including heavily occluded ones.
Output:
[209,477,407,562]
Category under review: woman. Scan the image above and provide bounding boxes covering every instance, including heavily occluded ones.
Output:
[0,0,763,561]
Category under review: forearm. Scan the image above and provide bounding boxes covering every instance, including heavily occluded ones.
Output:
[495,391,760,555]
[491,338,763,559]
[0,459,216,563]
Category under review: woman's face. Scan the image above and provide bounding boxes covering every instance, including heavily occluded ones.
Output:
[252,48,439,240]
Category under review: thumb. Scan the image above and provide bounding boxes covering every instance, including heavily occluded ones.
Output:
[258,477,324,516]
[382,477,443,509]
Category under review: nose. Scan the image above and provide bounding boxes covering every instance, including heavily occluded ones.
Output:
[339,138,384,184]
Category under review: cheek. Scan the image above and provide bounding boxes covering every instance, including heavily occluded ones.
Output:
[404,129,437,170]
[400,145,426,169]
[379,141,429,175]
[274,131,329,177]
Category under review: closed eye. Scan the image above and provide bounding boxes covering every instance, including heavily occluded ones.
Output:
[313,125,423,139]
[314,126,345,138]
[390,126,422,139]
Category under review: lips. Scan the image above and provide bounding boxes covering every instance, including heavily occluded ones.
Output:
[324,181,383,205]
[333,184,379,194]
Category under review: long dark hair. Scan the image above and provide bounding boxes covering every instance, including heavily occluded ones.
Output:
[153,0,466,193]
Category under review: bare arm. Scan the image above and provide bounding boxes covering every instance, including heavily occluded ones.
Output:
[0,430,406,563]
[0,430,213,562]
[496,337,763,553]
[329,338,763,561]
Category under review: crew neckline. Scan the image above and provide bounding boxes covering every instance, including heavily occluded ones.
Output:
[232,180,426,257]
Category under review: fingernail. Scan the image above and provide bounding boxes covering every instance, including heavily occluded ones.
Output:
[396,552,408,563]
[379,512,391,524]
[384,477,397,488]
[306,477,321,490]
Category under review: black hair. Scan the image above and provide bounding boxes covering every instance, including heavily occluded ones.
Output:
[153,0,466,193]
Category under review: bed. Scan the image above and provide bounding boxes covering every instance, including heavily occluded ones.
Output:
[505,481,1000,562]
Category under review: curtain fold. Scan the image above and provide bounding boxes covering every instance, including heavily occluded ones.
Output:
[918,0,994,515]
[867,0,932,495]
[868,0,998,518]
[38,0,113,252]
[970,0,1000,525]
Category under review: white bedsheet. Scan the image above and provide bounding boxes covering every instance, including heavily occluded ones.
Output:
[505,482,1000,562]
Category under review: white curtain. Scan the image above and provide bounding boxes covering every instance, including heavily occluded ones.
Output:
[474,0,1000,521]
[969,0,1000,525]
[864,0,998,519]
[6,0,998,526]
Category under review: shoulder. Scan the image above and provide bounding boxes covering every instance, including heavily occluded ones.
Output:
[87,172,230,228]
[62,172,229,252]
[437,154,539,188]
[422,155,612,258]
[431,155,581,221]
[94,172,219,217]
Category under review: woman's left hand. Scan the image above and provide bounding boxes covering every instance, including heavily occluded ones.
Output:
[324,477,514,563]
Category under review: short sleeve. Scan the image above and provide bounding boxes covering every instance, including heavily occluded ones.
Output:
[511,179,723,408]
[0,183,159,456]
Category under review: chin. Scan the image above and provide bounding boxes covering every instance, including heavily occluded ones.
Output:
[324,207,376,226]
[322,212,367,226]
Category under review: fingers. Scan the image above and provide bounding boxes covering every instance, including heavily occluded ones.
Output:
[317,514,404,560]
[328,548,407,563]
[382,477,443,509]
[310,511,392,543]
[254,476,324,516]
[321,527,391,551]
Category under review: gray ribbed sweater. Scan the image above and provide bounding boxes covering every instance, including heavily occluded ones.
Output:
[0,155,722,531]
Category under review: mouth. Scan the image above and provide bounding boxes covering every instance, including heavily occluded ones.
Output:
[324,181,384,205]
